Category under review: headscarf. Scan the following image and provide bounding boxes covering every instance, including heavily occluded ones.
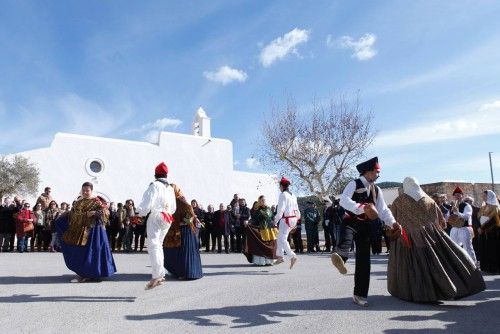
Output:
[403,177,427,201]
[485,190,499,206]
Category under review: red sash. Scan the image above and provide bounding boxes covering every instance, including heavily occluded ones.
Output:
[282,215,297,227]
[161,212,174,224]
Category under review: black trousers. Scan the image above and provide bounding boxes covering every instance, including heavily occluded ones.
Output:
[216,234,229,253]
[203,227,216,251]
[324,225,332,251]
[335,219,371,298]
[293,228,303,253]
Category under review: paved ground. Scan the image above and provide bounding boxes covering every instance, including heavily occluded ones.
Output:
[0,251,499,333]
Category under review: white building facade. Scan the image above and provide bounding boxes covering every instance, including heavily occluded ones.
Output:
[15,109,278,207]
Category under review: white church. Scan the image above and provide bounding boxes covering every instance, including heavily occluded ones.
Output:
[16,108,278,207]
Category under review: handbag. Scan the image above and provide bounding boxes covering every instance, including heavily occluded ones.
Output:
[23,221,34,233]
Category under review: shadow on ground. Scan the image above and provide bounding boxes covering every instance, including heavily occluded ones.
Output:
[0,273,155,284]
[125,278,500,330]
[0,294,136,303]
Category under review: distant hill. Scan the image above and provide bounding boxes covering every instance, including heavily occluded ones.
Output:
[378,181,402,189]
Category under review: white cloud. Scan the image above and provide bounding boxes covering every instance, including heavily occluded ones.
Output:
[144,131,160,144]
[336,33,377,61]
[57,94,134,136]
[127,117,182,144]
[204,66,248,85]
[141,117,182,131]
[245,157,261,169]
[259,28,310,67]
[325,35,335,48]
[368,37,500,95]
[374,100,500,147]
[0,93,136,153]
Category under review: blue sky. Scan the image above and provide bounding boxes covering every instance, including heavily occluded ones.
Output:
[1,0,500,185]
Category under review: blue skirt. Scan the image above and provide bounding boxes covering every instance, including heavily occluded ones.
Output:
[56,215,116,279]
[164,225,203,279]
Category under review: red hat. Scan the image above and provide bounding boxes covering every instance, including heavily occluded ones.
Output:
[452,186,463,195]
[279,176,291,186]
[155,162,168,177]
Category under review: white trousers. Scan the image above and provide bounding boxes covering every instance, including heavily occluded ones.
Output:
[146,214,171,279]
[450,226,477,263]
[276,219,297,259]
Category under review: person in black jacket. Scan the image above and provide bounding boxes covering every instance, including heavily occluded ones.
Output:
[0,201,16,252]
[204,205,216,252]
[191,200,206,249]
[236,199,250,253]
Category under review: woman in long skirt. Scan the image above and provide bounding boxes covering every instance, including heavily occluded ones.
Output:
[477,190,500,274]
[163,187,203,280]
[56,182,116,282]
[387,177,485,302]
[244,195,277,266]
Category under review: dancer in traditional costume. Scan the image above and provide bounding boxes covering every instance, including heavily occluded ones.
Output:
[57,182,116,282]
[477,190,500,274]
[162,183,203,280]
[330,157,400,307]
[388,177,485,302]
[449,186,478,265]
[274,177,301,269]
[244,195,277,266]
[137,162,176,289]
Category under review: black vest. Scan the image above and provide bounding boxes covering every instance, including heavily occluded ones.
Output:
[458,201,468,227]
[345,179,378,221]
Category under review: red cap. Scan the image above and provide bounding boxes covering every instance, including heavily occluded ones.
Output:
[452,186,463,195]
[279,176,291,186]
[374,162,381,172]
[155,162,168,176]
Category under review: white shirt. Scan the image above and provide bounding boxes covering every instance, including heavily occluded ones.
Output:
[339,176,396,227]
[274,191,301,225]
[137,180,176,216]
[456,201,472,226]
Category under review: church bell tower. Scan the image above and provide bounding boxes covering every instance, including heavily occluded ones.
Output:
[192,107,211,138]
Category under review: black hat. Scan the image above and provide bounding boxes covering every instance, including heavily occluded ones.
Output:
[356,157,381,175]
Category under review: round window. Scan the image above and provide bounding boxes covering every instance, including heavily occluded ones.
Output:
[85,158,105,176]
[89,160,103,173]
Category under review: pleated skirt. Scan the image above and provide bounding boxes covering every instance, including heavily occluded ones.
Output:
[387,226,485,302]
[164,225,203,280]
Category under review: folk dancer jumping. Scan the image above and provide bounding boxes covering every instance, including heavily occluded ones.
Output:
[330,157,401,307]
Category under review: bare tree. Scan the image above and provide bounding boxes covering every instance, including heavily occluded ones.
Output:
[0,155,40,201]
[259,94,375,199]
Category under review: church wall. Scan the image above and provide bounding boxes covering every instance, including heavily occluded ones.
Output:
[15,131,279,209]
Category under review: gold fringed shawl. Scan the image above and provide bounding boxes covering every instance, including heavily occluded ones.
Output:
[62,197,109,246]
[478,204,500,232]
[163,185,195,248]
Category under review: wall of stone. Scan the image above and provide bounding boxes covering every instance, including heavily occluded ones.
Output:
[421,182,499,205]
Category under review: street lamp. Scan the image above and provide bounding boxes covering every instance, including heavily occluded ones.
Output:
[489,152,495,192]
